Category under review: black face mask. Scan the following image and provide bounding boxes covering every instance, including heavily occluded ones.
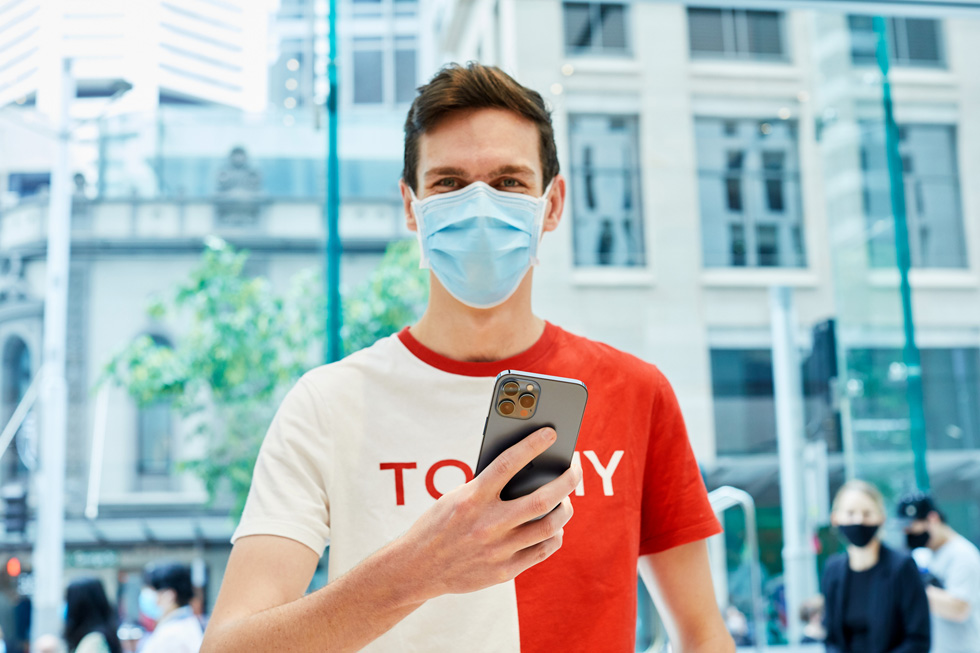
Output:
[839,524,880,548]
[907,531,930,550]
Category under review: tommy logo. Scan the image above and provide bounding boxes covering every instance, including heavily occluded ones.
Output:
[379,450,625,506]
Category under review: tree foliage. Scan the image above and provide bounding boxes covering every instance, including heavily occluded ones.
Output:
[103,236,427,516]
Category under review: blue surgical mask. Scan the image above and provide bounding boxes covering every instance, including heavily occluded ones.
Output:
[139,587,162,621]
[410,180,554,309]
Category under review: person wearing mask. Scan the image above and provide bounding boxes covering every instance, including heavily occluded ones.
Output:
[822,480,930,653]
[64,578,122,653]
[202,62,732,653]
[139,563,203,653]
[898,492,980,653]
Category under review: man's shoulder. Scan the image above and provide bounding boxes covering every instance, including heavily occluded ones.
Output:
[300,333,407,389]
[552,325,667,385]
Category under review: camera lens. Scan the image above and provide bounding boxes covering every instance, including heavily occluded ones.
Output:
[503,381,520,396]
[498,400,516,415]
[519,393,535,409]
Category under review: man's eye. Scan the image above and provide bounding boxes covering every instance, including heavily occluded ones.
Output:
[500,178,520,188]
[436,178,457,187]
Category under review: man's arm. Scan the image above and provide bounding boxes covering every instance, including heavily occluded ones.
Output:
[202,427,580,653]
[925,585,972,622]
[638,539,735,653]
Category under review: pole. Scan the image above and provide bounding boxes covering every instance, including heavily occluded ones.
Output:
[873,17,929,492]
[32,58,73,641]
[770,286,814,647]
[324,0,342,363]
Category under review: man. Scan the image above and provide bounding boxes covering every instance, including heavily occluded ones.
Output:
[898,493,980,653]
[140,563,205,653]
[202,63,733,653]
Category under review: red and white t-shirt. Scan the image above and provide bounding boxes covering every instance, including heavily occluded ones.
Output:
[233,322,721,652]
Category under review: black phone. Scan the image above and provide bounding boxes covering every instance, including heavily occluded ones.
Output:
[475,370,588,501]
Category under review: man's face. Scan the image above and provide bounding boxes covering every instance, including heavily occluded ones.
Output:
[400,107,564,231]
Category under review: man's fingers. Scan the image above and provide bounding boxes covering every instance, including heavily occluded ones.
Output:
[479,427,557,496]
[510,459,582,524]
[510,529,564,576]
[510,496,573,551]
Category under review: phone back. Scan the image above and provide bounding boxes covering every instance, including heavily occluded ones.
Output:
[475,370,588,501]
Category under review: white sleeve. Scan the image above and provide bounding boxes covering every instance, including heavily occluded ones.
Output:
[942,546,980,606]
[231,376,331,555]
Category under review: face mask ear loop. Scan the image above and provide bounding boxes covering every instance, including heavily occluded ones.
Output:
[408,187,430,269]
[530,178,556,266]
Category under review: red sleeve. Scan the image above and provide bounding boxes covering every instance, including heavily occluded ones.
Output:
[639,369,722,555]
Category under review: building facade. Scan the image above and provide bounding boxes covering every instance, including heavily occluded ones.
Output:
[428,0,980,642]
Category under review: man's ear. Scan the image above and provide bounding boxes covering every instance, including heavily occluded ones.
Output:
[400,179,418,232]
[541,173,566,234]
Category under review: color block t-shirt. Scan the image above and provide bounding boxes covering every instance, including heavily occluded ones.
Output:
[233,322,721,652]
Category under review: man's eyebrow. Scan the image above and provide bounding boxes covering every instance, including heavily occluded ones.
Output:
[424,166,468,179]
[488,164,536,178]
[423,165,536,180]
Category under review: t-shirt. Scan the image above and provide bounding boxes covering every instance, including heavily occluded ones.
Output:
[233,322,721,652]
[843,565,876,653]
[929,534,980,653]
[140,606,205,653]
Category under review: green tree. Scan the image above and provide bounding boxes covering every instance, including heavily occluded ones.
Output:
[103,237,427,516]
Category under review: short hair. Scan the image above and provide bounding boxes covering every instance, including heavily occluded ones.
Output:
[832,480,886,518]
[144,562,194,607]
[402,62,560,194]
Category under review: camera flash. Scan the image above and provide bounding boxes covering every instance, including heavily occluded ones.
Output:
[526,385,533,392]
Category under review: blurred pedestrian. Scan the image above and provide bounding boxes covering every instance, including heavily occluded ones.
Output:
[897,492,980,653]
[822,480,930,653]
[32,634,66,653]
[799,594,826,643]
[64,578,122,653]
[138,563,203,653]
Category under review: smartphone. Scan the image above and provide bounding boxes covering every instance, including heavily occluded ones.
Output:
[475,370,588,501]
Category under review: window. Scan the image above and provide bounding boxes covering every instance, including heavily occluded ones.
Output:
[696,117,805,268]
[859,123,965,268]
[2,338,32,480]
[353,38,384,104]
[137,335,174,490]
[351,35,418,106]
[688,8,786,61]
[563,2,630,56]
[711,349,777,455]
[568,115,645,267]
[848,16,945,68]
[847,348,980,451]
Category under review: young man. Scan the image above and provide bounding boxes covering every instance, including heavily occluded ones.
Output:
[140,563,205,653]
[899,493,980,653]
[202,63,733,653]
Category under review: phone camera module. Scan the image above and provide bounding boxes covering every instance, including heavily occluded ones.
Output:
[498,400,516,416]
[518,393,535,409]
[502,381,520,396]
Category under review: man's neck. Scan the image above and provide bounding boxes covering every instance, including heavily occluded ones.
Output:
[930,525,955,551]
[410,274,544,362]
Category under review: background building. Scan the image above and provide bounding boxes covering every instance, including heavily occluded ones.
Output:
[2,0,979,649]
[429,0,980,644]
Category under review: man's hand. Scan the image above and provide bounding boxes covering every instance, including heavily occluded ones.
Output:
[202,427,580,653]
[397,426,582,600]
[926,585,972,622]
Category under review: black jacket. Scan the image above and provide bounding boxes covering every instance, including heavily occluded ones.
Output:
[822,543,930,653]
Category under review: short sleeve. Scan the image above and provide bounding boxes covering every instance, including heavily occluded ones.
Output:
[639,369,722,555]
[232,377,331,555]
[942,544,980,604]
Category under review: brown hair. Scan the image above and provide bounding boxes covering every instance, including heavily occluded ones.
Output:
[402,62,560,193]
[832,479,886,518]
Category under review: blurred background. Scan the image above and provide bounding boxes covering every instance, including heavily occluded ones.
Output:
[1,0,978,651]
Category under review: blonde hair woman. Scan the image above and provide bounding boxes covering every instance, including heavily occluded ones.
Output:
[821,480,930,653]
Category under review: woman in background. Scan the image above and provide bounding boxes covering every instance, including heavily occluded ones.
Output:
[64,577,122,653]
[822,480,929,653]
